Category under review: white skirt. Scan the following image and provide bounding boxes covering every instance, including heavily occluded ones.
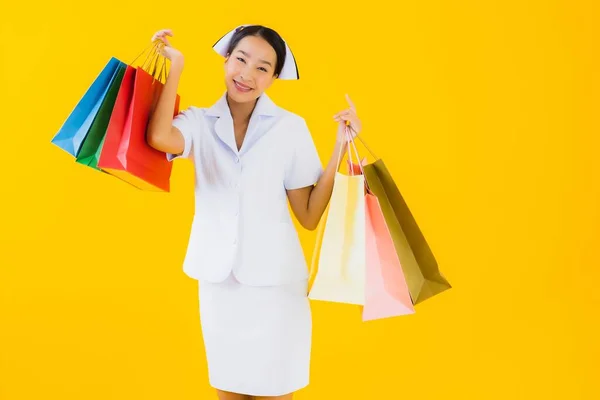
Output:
[198,272,312,397]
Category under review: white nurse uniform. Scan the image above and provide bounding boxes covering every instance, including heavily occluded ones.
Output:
[167,91,323,396]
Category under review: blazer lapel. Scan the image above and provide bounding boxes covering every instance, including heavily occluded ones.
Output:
[214,115,239,155]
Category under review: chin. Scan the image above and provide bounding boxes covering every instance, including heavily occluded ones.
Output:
[227,80,259,103]
[228,92,255,104]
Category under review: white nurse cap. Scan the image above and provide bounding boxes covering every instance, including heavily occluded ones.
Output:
[212,24,300,80]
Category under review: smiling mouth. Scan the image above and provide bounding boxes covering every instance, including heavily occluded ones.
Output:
[234,80,254,91]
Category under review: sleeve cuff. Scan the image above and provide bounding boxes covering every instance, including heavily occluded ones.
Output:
[284,166,324,190]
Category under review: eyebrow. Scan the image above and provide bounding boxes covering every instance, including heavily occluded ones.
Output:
[236,50,273,67]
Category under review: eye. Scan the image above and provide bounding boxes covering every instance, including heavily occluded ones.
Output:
[258,67,268,72]
[236,57,246,63]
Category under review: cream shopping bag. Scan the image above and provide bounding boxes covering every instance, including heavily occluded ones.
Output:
[308,126,367,305]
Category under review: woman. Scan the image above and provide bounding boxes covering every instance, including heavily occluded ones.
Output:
[147,25,362,400]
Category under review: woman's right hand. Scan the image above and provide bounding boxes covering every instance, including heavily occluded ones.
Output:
[151,29,184,67]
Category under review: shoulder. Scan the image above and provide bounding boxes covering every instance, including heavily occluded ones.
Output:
[272,109,319,156]
[275,107,311,134]
[172,106,214,142]
[173,106,211,130]
[176,106,208,118]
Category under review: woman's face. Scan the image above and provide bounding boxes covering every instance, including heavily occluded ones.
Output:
[224,35,278,103]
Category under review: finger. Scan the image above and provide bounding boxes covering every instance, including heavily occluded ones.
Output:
[152,35,165,44]
[153,37,172,47]
[333,109,352,119]
[153,29,173,41]
[334,113,349,119]
[345,94,356,111]
[158,29,173,36]
[336,111,351,119]
[339,115,359,126]
[334,118,350,125]
[347,116,360,126]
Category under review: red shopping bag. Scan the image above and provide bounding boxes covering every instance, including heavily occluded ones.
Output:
[97,65,135,181]
[98,45,180,192]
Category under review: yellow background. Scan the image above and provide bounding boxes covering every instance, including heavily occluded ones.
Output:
[1,0,599,398]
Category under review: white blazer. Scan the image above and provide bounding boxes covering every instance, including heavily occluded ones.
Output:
[167,92,323,286]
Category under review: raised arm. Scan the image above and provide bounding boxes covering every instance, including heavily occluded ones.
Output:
[287,94,362,230]
[146,29,186,156]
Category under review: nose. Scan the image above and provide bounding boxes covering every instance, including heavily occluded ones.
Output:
[240,64,255,83]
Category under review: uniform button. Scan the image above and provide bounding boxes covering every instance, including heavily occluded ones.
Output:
[233,238,237,245]
[235,157,240,163]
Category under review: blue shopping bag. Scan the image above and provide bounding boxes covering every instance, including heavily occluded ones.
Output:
[51,57,123,156]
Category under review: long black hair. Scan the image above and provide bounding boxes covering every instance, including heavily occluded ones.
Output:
[225,25,287,78]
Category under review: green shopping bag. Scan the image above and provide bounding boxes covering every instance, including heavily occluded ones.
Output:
[75,63,127,170]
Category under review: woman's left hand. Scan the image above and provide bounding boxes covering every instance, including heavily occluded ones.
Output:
[333,94,362,144]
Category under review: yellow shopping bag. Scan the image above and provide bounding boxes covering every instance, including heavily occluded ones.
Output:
[308,126,367,305]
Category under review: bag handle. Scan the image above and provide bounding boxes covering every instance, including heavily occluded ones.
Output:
[334,126,350,174]
[345,127,364,175]
[345,126,373,193]
[129,40,157,66]
[333,123,373,192]
[335,125,363,174]
[129,40,170,83]
[144,49,166,81]
[347,124,379,161]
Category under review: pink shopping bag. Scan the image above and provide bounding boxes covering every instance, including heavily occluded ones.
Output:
[346,135,414,321]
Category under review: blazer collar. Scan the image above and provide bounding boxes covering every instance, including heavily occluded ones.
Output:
[208,91,281,155]
[205,91,281,118]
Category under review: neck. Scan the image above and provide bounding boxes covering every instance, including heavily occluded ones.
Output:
[226,93,257,124]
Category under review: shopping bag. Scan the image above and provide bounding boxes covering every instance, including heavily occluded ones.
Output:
[96,65,136,184]
[75,63,127,169]
[347,155,415,321]
[347,156,367,176]
[308,128,367,305]
[363,191,415,320]
[99,44,180,192]
[51,57,122,156]
[357,135,451,305]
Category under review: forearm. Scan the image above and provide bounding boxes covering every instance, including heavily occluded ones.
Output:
[147,61,184,142]
[305,141,347,228]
